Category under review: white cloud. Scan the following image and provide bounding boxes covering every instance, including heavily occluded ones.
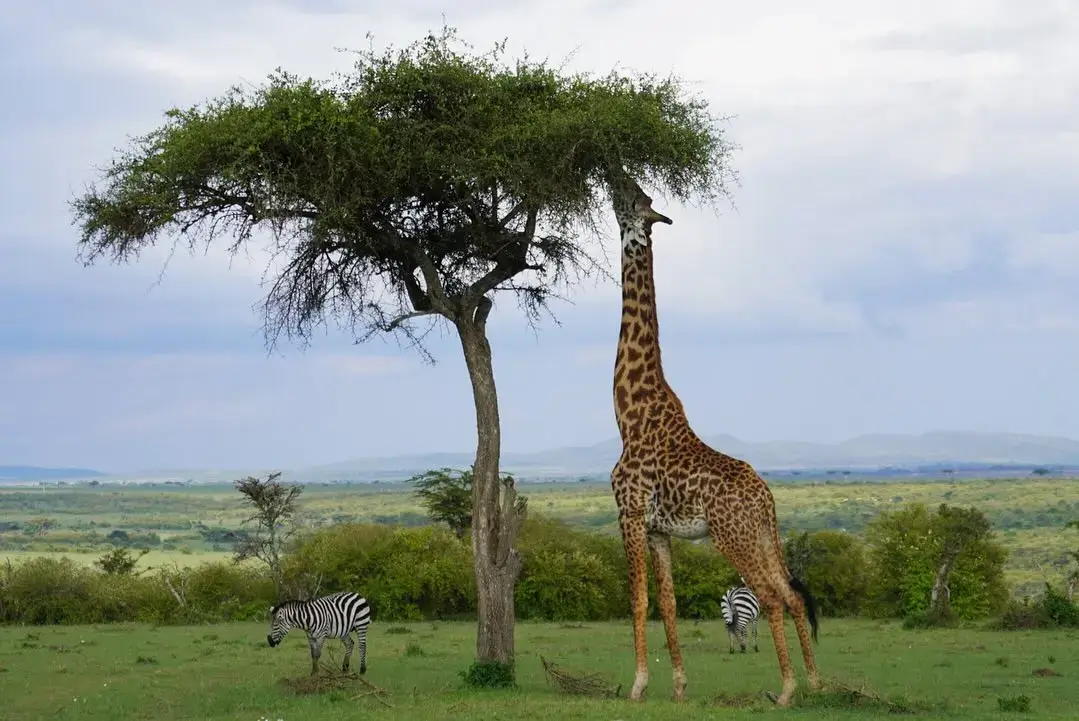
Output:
[0,351,420,469]
[5,0,1072,338]
[1006,231,1079,278]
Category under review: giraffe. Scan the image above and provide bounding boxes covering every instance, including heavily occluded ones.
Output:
[607,172,821,707]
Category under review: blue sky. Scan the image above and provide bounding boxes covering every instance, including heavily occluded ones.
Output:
[2,0,1079,472]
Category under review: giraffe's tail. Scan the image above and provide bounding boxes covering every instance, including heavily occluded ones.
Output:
[769,520,820,643]
[787,576,820,643]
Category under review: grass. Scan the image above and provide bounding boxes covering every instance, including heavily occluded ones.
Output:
[1,618,1076,720]
[0,549,233,569]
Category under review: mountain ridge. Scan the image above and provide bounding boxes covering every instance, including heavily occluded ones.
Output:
[7,430,1079,483]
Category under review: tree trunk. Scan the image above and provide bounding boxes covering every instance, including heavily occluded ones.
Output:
[930,553,958,620]
[457,314,526,667]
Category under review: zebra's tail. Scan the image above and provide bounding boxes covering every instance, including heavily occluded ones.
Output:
[788,576,819,643]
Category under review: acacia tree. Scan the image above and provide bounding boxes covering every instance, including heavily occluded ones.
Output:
[69,26,733,672]
[233,472,304,599]
[409,467,478,539]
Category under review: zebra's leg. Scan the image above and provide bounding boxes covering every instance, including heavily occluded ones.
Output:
[752,618,759,652]
[739,624,747,654]
[727,626,736,654]
[357,625,368,675]
[307,634,324,676]
[341,632,354,673]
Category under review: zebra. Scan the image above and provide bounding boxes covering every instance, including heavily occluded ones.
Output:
[267,590,372,676]
[720,579,761,654]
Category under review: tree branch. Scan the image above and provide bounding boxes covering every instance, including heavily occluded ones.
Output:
[466,207,538,302]
[384,309,438,332]
[498,200,527,228]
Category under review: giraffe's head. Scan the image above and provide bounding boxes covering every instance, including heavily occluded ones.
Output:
[609,173,673,251]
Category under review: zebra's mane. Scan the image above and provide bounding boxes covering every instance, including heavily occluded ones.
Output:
[270,599,308,616]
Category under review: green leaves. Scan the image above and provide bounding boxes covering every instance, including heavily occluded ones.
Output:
[864,503,1009,621]
[70,23,735,351]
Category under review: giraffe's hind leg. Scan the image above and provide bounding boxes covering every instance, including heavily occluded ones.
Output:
[708,527,798,706]
[647,531,686,702]
[777,575,820,689]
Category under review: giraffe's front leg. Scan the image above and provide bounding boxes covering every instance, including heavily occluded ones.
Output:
[620,512,650,701]
[648,531,686,702]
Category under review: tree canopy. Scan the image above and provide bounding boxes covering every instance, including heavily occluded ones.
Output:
[70,26,735,356]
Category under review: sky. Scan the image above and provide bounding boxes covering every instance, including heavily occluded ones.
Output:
[2,0,1079,472]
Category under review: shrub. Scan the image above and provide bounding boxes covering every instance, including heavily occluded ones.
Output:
[461,660,515,689]
[784,530,870,617]
[998,598,1053,630]
[661,539,740,620]
[0,557,98,624]
[285,524,475,621]
[864,503,1009,622]
[516,517,627,621]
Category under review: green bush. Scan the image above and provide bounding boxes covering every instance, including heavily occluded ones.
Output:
[516,517,627,621]
[0,557,99,624]
[285,523,476,621]
[660,539,740,620]
[864,503,1009,622]
[994,582,1079,631]
[997,597,1054,630]
[0,504,1022,628]
[784,530,870,617]
[0,556,276,626]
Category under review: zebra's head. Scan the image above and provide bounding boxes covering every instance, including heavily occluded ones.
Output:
[267,601,295,647]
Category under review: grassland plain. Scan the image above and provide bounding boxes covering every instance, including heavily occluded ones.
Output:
[2,476,1077,591]
[0,619,1075,720]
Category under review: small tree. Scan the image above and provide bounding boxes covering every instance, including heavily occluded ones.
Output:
[1066,520,1079,601]
[928,504,992,623]
[232,472,303,599]
[95,547,149,575]
[409,467,474,539]
[107,529,132,546]
[865,502,1007,623]
[409,467,525,540]
[69,25,733,671]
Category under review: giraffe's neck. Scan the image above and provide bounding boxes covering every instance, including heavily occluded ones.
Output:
[613,241,669,437]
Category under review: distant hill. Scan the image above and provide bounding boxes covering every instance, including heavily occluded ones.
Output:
[0,465,107,482]
[294,430,1079,482]
[9,430,1079,486]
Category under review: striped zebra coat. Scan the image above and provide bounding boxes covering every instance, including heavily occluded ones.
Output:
[721,582,761,654]
[267,590,372,676]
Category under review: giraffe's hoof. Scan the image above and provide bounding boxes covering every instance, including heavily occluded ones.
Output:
[629,671,648,702]
[672,670,686,702]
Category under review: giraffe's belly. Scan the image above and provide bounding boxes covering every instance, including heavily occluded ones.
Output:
[644,495,710,540]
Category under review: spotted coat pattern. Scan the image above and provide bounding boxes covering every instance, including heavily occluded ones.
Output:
[607,176,821,707]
